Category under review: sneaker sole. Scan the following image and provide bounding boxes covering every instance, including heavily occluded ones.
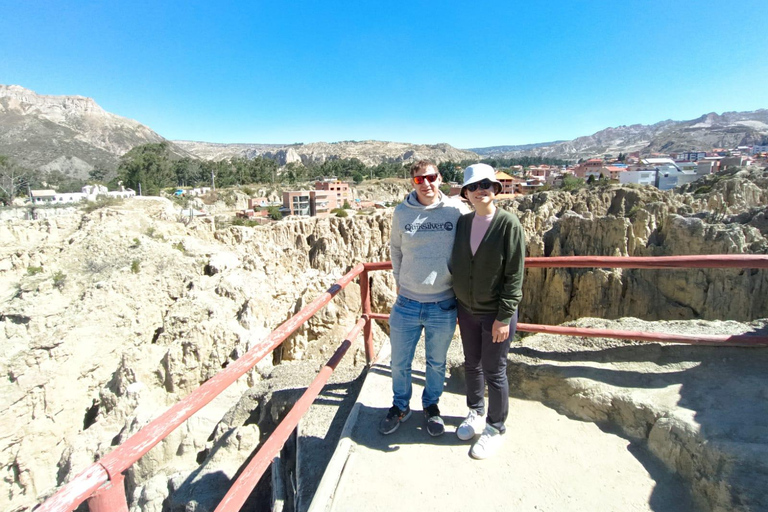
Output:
[378,409,412,435]
[426,422,445,437]
[456,429,476,441]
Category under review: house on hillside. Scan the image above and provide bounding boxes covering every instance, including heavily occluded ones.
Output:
[495,171,517,195]
[573,159,605,179]
[315,178,353,208]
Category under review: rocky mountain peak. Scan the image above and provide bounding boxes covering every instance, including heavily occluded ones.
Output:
[0,84,168,174]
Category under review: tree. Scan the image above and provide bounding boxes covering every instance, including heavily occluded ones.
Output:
[438,161,460,183]
[0,155,35,204]
[267,205,282,220]
[88,167,110,183]
[117,143,176,195]
[561,175,585,191]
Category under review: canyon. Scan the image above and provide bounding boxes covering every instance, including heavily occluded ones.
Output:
[1,167,767,511]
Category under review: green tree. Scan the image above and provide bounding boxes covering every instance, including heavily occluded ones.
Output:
[561,175,585,191]
[267,205,282,220]
[438,161,461,183]
[352,172,364,184]
[88,167,110,183]
[117,143,176,195]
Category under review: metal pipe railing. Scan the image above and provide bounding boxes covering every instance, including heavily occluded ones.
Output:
[214,317,366,511]
[37,254,768,511]
[39,263,366,512]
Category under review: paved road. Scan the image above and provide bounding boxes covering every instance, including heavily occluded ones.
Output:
[309,343,694,512]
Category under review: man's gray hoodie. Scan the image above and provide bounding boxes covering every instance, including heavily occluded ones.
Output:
[390,191,468,302]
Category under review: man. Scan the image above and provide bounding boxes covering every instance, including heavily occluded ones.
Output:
[380,159,468,436]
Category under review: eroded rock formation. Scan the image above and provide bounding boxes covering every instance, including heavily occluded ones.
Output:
[1,167,766,511]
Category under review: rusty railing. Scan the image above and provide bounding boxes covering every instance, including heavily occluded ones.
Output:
[37,254,768,511]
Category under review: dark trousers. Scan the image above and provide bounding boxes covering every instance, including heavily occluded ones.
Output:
[457,304,518,434]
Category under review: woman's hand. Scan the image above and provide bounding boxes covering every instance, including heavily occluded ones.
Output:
[491,320,509,343]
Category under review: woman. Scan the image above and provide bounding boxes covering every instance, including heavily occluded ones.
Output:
[451,163,525,459]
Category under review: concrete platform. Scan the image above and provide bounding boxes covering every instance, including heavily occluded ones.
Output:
[307,342,694,512]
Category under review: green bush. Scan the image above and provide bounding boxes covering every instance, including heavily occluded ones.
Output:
[342,200,352,209]
[230,217,262,227]
[52,271,66,290]
[332,208,348,218]
[27,266,43,276]
[131,259,141,274]
[82,196,124,213]
[561,176,585,191]
[267,206,282,221]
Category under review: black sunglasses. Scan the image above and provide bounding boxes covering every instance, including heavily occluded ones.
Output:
[413,173,439,185]
[465,179,494,192]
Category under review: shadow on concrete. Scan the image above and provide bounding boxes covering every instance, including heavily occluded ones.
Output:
[349,404,469,453]
[508,340,768,511]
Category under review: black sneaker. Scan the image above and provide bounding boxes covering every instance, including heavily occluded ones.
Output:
[378,405,412,435]
[424,404,445,437]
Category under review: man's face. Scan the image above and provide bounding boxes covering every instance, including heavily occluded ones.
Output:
[412,166,442,206]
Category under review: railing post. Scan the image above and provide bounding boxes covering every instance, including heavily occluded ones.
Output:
[87,473,128,512]
[360,268,374,364]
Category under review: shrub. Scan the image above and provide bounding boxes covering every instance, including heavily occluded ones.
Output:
[82,196,123,213]
[52,271,66,289]
[342,200,352,209]
[267,206,283,221]
[242,186,256,196]
[231,218,262,227]
[332,208,348,218]
[172,241,185,252]
[27,266,43,276]
[131,259,141,274]
[145,227,165,241]
[561,176,585,191]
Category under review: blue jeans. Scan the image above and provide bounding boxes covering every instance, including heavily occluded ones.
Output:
[388,295,457,411]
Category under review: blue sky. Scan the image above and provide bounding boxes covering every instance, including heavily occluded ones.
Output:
[2,0,767,148]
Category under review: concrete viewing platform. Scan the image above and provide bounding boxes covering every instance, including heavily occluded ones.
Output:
[308,341,695,512]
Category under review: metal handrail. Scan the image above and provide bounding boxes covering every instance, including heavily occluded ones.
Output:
[39,263,368,512]
[37,254,768,511]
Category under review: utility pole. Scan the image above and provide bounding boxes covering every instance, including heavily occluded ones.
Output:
[211,170,216,191]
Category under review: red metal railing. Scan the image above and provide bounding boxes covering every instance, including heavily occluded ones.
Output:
[37,254,768,512]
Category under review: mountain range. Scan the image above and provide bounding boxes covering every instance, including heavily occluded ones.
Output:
[2,84,767,179]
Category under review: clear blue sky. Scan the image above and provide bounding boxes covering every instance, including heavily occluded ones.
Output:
[2,0,767,149]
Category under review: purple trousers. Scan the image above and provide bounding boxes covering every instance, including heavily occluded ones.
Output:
[457,304,518,434]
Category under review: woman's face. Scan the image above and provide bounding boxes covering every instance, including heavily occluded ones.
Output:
[466,179,497,208]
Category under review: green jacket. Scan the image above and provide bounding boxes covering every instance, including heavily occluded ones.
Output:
[451,208,525,324]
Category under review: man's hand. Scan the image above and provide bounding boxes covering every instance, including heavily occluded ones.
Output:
[491,320,509,343]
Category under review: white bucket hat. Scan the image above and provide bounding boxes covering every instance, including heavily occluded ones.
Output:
[461,163,501,195]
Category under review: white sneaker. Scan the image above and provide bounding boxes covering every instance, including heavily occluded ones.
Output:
[456,410,486,441]
[470,424,503,459]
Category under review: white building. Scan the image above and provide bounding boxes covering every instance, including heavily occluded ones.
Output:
[618,170,656,187]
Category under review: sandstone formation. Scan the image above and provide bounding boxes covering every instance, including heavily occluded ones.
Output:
[1,167,767,512]
[507,317,768,511]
